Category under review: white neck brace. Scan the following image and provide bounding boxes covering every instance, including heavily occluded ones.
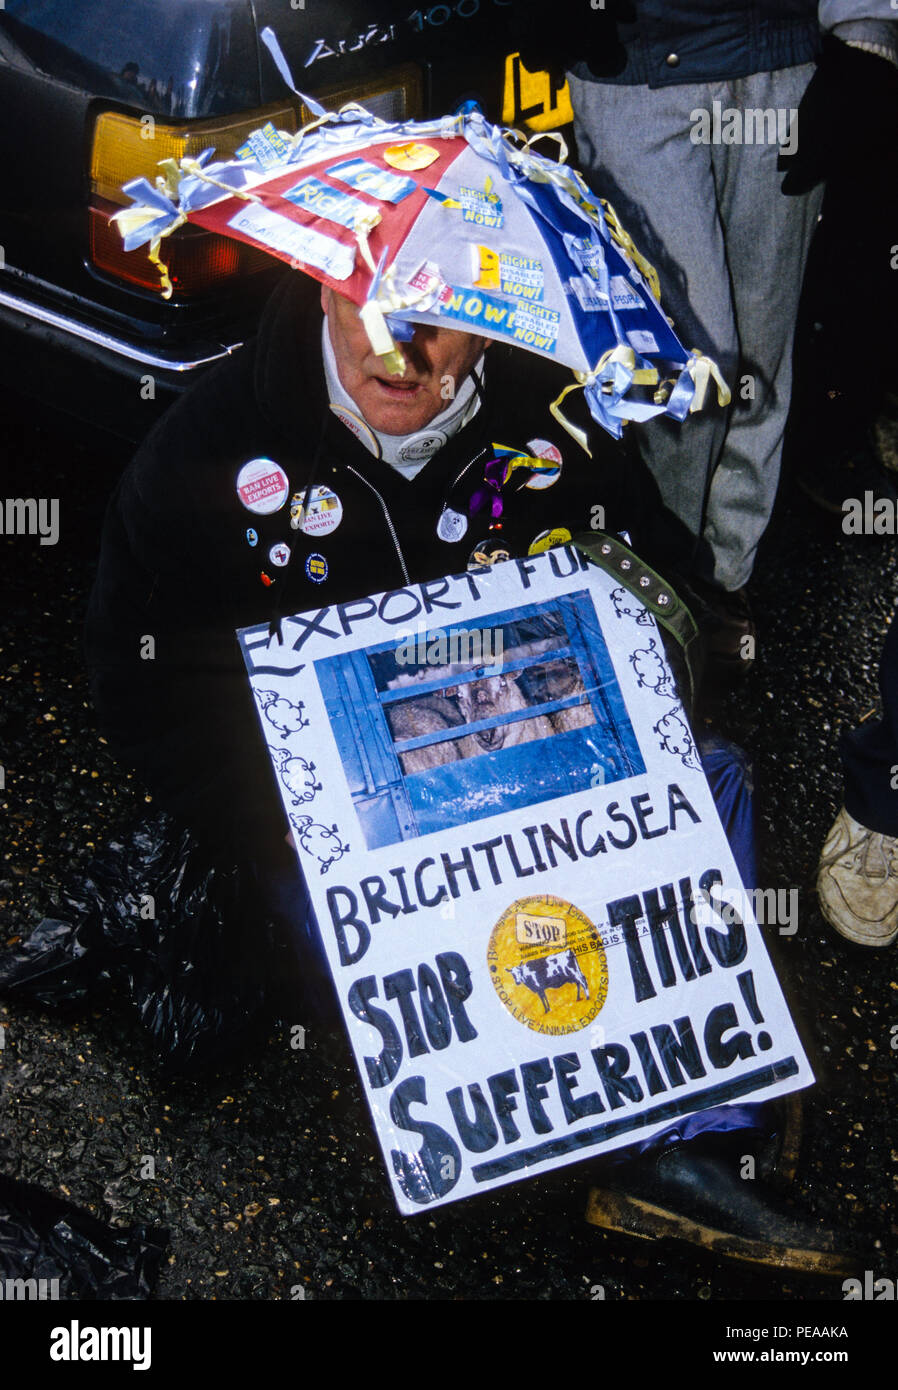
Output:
[322,321,483,477]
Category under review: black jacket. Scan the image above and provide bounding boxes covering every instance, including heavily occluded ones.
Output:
[86,271,688,857]
[518,0,821,86]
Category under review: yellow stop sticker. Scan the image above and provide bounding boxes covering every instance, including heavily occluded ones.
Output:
[488,894,608,1035]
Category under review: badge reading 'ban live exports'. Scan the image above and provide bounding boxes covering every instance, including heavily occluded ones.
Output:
[488,895,608,1035]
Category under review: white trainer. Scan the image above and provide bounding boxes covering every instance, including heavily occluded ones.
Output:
[817,806,898,947]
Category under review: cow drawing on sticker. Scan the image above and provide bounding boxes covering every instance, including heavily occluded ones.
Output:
[256,689,309,739]
[654,708,699,770]
[271,748,322,805]
[630,638,677,700]
[609,585,652,626]
[506,947,589,1014]
[291,816,348,874]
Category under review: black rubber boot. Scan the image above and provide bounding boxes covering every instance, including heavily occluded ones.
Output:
[585,1126,862,1277]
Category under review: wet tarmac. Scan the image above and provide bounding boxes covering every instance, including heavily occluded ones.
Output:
[1,386,896,1308]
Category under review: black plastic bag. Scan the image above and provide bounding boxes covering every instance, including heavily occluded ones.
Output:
[0,811,295,1072]
[0,1174,167,1299]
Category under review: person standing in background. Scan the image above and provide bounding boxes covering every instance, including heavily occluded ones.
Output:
[521,0,897,676]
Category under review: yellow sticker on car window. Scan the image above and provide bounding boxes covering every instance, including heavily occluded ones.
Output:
[502,52,573,132]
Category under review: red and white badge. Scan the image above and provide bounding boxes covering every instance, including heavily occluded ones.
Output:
[291,485,344,537]
[268,541,291,568]
[524,438,563,490]
[236,458,290,515]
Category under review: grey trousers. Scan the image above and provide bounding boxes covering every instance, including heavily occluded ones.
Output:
[568,66,824,590]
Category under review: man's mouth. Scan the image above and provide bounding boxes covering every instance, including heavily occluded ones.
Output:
[373,376,424,399]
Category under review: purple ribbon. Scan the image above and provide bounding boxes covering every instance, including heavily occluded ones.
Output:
[467,456,515,519]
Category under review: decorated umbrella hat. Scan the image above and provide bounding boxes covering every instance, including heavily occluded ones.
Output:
[113,28,729,446]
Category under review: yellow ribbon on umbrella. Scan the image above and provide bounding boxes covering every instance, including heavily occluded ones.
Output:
[110,202,187,299]
[113,155,259,299]
[599,201,662,304]
[358,299,407,377]
[685,349,732,411]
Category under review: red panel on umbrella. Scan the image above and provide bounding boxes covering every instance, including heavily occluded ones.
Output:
[189,137,468,303]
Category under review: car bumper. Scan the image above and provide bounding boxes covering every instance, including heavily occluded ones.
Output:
[0,284,245,443]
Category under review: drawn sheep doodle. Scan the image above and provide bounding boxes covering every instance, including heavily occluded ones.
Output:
[291,816,349,874]
[255,689,309,739]
[271,748,322,805]
[609,585,653,626]
[630,638,678,700]
[654,708,699,770]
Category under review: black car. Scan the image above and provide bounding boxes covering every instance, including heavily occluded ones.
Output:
[0,0,566,438]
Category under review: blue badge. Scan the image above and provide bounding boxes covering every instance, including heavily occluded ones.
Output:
[246,527,259,547]
[305,552,328,584]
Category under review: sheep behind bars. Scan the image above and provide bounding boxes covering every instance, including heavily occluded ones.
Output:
[385,643,594,775]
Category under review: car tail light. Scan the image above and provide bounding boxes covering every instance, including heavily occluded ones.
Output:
[90,104,299,204]
[89,201,274,297]
[89,103,298,296]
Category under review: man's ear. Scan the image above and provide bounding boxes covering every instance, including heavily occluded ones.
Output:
[320,284,331,315]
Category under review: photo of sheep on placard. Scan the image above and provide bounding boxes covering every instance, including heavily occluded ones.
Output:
[385,650,595,776]
[314,595,647,850]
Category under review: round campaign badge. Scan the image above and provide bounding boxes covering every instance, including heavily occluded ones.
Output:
[291,485,343,537]
[528,527,572,556]
[398,430,447,465]
[268,541,291,568]
[384,142,440,171]
[436,506,468,544]
[305,552,328,584]
[524,438,563,490]
[488,894,608,1036]
[245,527,258,547]
[236,458,290,515]
[329,403,379,456]
[468,537,512,570]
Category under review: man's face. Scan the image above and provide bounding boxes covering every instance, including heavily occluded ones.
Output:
[322,286,487,436]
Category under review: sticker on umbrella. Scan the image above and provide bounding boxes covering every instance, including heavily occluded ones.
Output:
[384,142,440,171]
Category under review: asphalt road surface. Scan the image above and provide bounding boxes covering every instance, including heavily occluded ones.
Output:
[1,383,896,1314]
